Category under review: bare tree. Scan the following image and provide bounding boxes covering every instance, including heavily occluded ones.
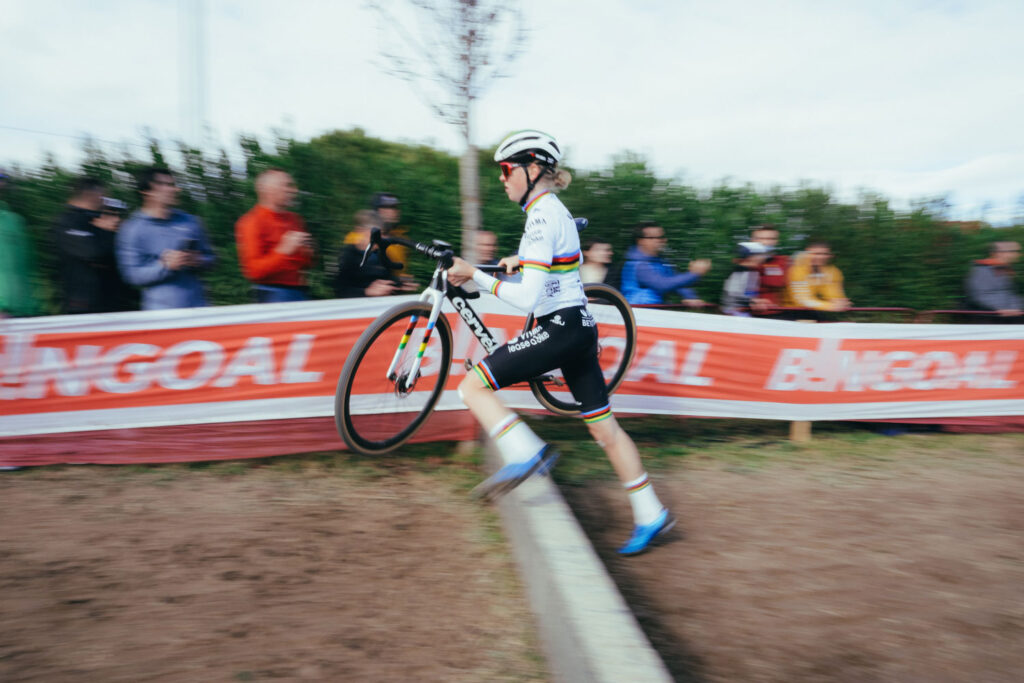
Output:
[367,0,528,261]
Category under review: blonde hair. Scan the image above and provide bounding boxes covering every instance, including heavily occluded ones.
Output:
[551,167,572,191]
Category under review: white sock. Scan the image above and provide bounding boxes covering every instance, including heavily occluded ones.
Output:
[623,473,664,526]
[489,414,546,465]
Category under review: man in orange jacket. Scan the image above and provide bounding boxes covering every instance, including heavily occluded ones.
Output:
[235,169,314,302]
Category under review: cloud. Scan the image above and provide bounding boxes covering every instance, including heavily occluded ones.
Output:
[1,0,1021,223]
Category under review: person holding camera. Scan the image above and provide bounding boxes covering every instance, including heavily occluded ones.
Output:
[116,167,215,310]
[235,169,315,303]
[53,176,135,313]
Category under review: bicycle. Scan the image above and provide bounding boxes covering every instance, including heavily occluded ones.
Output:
[334,223,638,455]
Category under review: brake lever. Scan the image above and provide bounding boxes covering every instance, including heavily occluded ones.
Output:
[360,227,383,268]
[360,227,404,271]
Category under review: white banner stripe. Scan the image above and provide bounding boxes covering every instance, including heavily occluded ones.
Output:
[630,307,1024,341]
[5,295,1021,340]
[0,391,481,437]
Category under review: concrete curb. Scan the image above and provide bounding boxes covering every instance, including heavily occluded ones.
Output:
[488,447,672,683]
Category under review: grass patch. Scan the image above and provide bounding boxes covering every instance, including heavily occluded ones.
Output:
[6,419,1021,490]
[517,415,1024,485]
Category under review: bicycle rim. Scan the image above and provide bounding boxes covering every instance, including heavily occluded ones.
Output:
[528,283,638,416]
[335,301,453,454]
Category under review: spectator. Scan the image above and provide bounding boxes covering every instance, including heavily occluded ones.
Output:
[235,169,314,303]
[332,210,415,298]
[371,192,410,276]
[619,221,711,306]
[751,224,788,308]
[474,230,499,266]
[52,177,134,313]
[472,229,520,284]
[783,241,851,313]
[116,167,215,310]
[721,241,771,316]
[0,169,41,318]
[965,241,1022,318]
[580,238,613,283]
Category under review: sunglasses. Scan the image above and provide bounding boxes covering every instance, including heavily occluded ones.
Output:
[499,162,523,180]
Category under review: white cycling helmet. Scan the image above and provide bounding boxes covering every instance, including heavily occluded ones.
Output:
[493,129,562,166]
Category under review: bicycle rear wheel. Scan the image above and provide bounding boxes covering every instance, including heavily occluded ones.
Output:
[335,301,454,455]
[526,283,637,416]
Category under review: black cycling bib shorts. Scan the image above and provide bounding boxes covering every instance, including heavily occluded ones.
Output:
[472,305,612,424]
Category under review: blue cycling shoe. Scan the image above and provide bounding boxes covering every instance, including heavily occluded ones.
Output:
[535,445,560,476]
[618,508,676,556]
[472,446,560,501]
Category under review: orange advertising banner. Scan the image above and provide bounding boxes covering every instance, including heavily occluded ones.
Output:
[2,297,1022,441]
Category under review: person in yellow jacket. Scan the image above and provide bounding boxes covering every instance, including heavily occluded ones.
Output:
[342,192,410,279]
[783,241,851,313]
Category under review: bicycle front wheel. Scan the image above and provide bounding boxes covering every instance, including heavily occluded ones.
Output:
[335,301,454,455]
[527,283,638,416]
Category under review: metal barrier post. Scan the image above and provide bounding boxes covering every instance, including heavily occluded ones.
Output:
[790,316,819,442]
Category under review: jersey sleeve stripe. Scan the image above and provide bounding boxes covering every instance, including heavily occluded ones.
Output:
[519,258,552,272]
[551,250,581,272]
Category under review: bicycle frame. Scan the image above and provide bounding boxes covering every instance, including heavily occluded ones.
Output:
[389,260,502,392]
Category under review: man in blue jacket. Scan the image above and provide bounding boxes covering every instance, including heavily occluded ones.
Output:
[619,221,711,306]
[117,167,216,310]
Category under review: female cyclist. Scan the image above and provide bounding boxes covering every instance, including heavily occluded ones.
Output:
[446,130,674,555]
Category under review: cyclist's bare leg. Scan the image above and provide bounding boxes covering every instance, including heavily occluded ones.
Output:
[457,372,514,432]
[586,414,668,544]
[459,371,554,500]
[585,415,644,483]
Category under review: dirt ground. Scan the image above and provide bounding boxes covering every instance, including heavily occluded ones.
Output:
[0,463,546,682]
[562,437,1024,683]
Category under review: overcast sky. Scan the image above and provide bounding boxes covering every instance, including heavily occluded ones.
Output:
[2,0,1022,223]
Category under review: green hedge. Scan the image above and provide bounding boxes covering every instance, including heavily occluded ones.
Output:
[6,129,1021,315]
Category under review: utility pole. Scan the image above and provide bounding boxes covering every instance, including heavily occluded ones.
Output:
[179,0,207,150]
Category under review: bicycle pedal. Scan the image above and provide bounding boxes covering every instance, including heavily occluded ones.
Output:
[538,374,566,387]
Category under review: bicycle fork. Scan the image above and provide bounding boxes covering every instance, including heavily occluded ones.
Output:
[386,287,446,393]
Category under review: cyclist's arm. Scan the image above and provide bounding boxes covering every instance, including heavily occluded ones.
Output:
[471,264,547,312]
[470,217,552,312]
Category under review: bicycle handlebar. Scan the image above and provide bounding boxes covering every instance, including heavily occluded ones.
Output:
[363,227,454,270]
[364,218,593,274]
[363,217,590,273]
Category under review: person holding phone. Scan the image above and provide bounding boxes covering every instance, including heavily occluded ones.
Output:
[235,168,315,303]
[116,167,216,310]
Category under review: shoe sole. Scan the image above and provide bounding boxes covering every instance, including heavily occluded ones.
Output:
[471,457,544,502]
[535,448,560,476]
[472,448,560,502]
[619,515,677,556]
